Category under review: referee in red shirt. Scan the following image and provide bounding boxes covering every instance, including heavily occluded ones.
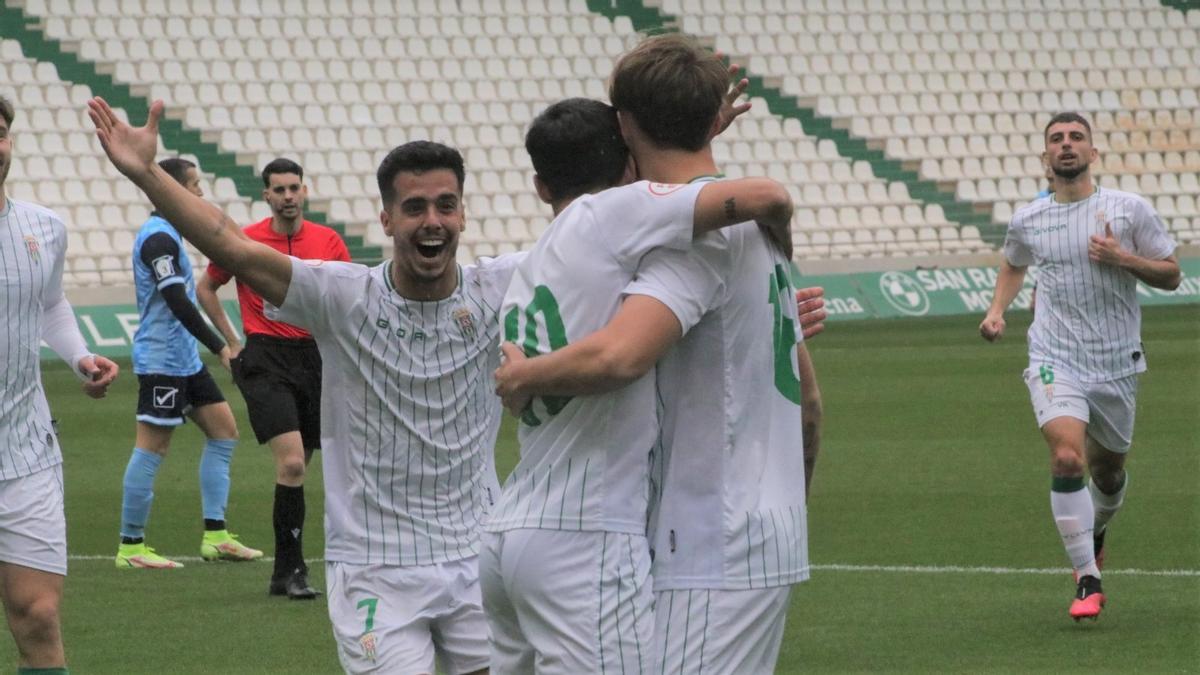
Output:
[197,158,350,599]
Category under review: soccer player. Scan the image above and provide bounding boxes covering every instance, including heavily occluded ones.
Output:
[90,95,793,674]
[490,35,818,673]
[0,94,119,675]
[479,92,798,672]
[197,158,350,599]
[115,157,262,569]
[92,100,510,673]
[980,112,1180,620]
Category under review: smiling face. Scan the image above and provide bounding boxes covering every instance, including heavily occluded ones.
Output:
[381,168,464,298]
[1043,121,1097,181]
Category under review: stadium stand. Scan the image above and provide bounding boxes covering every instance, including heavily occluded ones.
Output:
[0,0,1197,287]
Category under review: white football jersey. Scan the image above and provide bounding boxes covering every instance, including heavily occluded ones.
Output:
[631,220,810,591]
[268,254,521,566]
[485,181,706,535]
[1005,187,1176,383]
[0,199,68,480]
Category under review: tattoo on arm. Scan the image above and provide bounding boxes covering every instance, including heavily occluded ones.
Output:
[724,197,737,221]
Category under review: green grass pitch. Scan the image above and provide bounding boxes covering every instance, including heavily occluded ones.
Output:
[3,307,1196,673]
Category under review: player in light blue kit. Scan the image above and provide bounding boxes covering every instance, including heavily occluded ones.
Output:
[115,157,261,569]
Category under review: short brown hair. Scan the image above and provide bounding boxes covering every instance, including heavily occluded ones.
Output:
[0,95,14,128]
[608,33,728,152]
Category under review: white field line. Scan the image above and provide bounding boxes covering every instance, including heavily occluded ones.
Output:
[812,563,1200,578]
[67,555,1200,577]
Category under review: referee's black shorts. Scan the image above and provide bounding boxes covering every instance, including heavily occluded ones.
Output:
[231,334,323,450]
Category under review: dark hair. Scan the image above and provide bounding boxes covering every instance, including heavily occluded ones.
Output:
[262,157,303,186]
[608,33,728,152]
[0,95,13,128]
[525,98,628,202]
[376,141,465,208]
[158,157,196,186]
[1044,112,1092,140]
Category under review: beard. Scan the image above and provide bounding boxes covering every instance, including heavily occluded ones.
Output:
[1052,164,1086,180]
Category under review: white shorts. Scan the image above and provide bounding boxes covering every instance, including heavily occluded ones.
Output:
[1023,367,1138,452]
[326,557,489,675]
[654,586,791,675]
[480,529,654,675]
[0,464,67,576]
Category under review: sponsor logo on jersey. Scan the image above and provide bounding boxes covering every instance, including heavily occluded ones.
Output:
[152,254,176,281]
[1029,223,1068,236]
[23,235,40,263]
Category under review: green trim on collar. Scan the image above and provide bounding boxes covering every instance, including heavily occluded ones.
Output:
[687,173,725,183]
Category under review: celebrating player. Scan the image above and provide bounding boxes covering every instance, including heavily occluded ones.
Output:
[490,34,819,673]
[479,89,800,671]
[197,158,350,599]
[115,157,262,569]
[0,94,119,675]
[980,112,1180,620]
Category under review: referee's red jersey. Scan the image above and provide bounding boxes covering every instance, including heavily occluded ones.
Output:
[207,217,351,339]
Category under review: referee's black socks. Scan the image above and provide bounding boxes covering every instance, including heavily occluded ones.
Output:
[273,484,306,578]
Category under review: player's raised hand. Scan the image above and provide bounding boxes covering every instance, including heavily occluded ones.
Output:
[87,97,162,179]
[1088,221,1126,267]
[79,354,119,398]
[796,286,827,340]
[495,342,532,417]
[979,314,1006,342]
[710,55,751,140]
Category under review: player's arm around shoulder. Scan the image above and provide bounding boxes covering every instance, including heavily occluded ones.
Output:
[693,178,794,256]
[494,294,683,416]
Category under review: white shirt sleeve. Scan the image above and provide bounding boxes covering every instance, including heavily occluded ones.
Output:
[1130,197,1177,260]
[588,181,705,268]
[474,251,527,309]
[622,231,729,337]
[265,257,357,335]
[1002,218,1034,267]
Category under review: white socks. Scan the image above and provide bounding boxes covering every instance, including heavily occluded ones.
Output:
[1051,480,1100,579]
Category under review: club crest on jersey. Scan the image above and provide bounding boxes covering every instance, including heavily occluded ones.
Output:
[453,307,476,340]
[23,235,40,263]
[359,632,377,661]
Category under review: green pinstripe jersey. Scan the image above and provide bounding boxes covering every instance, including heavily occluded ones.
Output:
[0,199,68,480]
[1005,187,1177,383]
[267,254,521,566]
[633,220,810,591]
[485,181,706,535]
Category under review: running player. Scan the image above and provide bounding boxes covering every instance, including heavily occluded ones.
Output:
[980,112,1180,620]
[480,93,797,673]
[0,93,119,674]
[115,157,262,569]
[197,158,350,599]
[491,35,818,673]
